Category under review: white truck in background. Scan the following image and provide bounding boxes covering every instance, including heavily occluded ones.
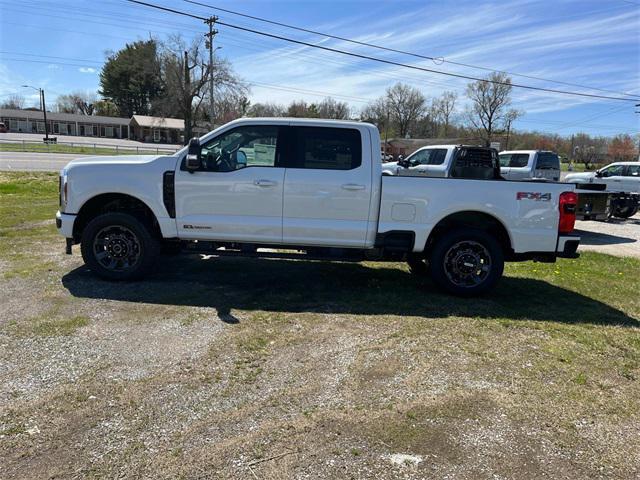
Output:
[56,118,580,296]
[381,144,501,180]
[565,162,640,219]
[499,150,561,182]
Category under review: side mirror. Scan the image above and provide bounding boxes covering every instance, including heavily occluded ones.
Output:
[185,137,201,171]
[398,159,410,168]
[595,170,603,178]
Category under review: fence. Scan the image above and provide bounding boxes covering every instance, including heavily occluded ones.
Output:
[0,139,180,156]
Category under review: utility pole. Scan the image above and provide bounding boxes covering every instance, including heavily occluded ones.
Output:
[184,50,192,144]
[636,104,640,161]
[205,16,218,129]
[41,89,50,142]
[22,84,49,141]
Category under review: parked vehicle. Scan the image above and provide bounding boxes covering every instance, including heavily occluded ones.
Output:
[565,162,640,218]
[0,122,7,133]
[499,150,561,182]
[565,162,640,193]
[382,144,501,180]
[56,118,580,296]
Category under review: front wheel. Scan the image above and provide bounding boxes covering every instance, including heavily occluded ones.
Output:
[429,228,504,296]
[80,212,160,280]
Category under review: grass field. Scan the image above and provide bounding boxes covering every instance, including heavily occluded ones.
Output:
[0,142,176,156]
[1,172,639,479]
[560,162,590,172]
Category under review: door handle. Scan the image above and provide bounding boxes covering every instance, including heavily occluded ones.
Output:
[254,179,277,187]
[341,183,366,191]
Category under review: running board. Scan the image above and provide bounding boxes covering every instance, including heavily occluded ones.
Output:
[183,243,366,262]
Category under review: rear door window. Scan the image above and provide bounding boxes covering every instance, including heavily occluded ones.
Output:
[290,127,362,170]
[601,164,625,177]
[536,152,560,170]
[499,153,529,168]
[625,165,640,177]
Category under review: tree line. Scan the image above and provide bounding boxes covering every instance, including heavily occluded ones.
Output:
[1,37,637,162]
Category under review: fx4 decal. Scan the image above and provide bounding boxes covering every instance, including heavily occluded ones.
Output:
[516,192,552,201]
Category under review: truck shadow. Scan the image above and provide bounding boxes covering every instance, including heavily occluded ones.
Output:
[574,229,637,246]
[61,255,638,327]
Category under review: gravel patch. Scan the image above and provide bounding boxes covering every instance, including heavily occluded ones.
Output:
[576,213,640,258]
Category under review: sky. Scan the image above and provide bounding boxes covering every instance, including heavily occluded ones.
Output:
[0,0,639,137]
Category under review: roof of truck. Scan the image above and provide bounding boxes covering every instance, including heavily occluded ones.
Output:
[499,150,555,154]
[228,117,375,128]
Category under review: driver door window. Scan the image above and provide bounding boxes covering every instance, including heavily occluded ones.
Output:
[198,125,280,172]
[601,165,625,177]
[410,148,447,166]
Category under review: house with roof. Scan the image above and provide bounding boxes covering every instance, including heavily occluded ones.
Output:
[0,108,193,144]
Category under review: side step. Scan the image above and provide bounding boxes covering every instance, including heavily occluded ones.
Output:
[183,243,365,262]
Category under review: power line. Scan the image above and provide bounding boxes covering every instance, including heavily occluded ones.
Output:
[0,51,102,65]
[125,0,640,103]
[182,0,638,99]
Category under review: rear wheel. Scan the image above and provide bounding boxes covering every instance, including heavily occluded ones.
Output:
[613,206,638,219]
[81,212,160,280]
[429,228,504,296]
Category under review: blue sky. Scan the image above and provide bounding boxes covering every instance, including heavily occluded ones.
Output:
[0,0,639,137]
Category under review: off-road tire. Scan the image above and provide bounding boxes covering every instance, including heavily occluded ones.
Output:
[81,212,160,280]
[429,228,504,296]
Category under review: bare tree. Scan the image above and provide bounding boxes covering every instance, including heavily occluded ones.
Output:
[465,72,514,146]
[317,97,351,119]
[431,91,457,136]
[247,102,286,117]
[56,91,96,115]
[154,35,211,141]
[0,94,26,110]
[286,100,314,117]
[212,88,250,123]
[94,99,120,117]
[503,108,523,150]
[385,83,426,137]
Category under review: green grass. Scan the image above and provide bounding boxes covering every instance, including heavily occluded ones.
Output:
[0,142,176,156]
[561,162,593,172]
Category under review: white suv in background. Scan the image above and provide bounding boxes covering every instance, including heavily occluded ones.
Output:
[499,150,561,182]
[564,162,640,193]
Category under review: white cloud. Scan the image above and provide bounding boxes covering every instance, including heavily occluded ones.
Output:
[228,0,639,125]
[78,67,96,74]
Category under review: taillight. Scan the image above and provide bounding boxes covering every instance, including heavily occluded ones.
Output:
[559,191,578,234]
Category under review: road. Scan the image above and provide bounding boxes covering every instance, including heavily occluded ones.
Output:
[0,132,181,149]
[0,152,88,171]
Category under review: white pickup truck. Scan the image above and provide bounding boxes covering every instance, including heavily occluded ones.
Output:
[381,144,500,180]
[56,118,580,296]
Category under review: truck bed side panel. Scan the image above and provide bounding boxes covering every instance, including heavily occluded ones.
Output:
[380,176,570,253]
